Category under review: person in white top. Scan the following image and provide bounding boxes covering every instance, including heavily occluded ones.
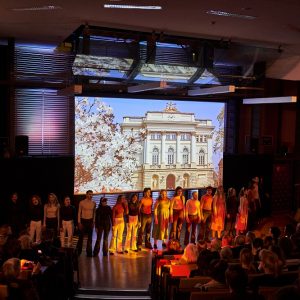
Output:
[184,191,202,245]
[77,190,96,257]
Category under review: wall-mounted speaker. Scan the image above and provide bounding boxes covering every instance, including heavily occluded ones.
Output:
[15,135,28,156]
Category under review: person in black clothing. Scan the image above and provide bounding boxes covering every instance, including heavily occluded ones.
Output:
[124,193,140,253]
[6,192,26,238]
[28,195,44,244]
[93,197,112,257]
[225,187,238,237]
[60,196,77,247]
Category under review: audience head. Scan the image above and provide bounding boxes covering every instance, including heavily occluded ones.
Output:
[209,259,228,284]
[245,231,256,244]
[220,246,233,261]
[221,234,233,248]
[270,226,281,240]
[211,238,221,252]
[225,264,248,294]
[181,243,199,264]
[166,239,181,253]
[196,240,207,251]
[240,247,254,268]
[263,235,273,249]
[18,234,32,250]
[259,249,280,276]
[2,258,21,280]
[234,234,246,246]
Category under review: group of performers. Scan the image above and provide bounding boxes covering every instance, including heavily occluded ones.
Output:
[76,177,264,257]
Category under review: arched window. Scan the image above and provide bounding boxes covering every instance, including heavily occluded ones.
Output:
[152,147,159,165]
[182,147,189,164]
[152,175,159,189]
[167,147,174,165]
[183,173,190,188]
[198,149,205,165]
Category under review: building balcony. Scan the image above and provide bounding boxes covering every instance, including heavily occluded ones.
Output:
[181,163,191,168]
[150,164,161,169]
[166,164,176,169]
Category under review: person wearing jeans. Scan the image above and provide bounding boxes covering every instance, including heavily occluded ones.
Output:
[77,190,96,257]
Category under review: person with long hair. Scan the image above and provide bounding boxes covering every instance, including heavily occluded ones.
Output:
[109,195,128,255]
[235,187,249,235]
[28,194,43,244]
[93,197,112,256]
[124,193,140,253]
[43,192,60,238]
[226,187,238,237]
[211,185,226,239]
[152,189,170,250]
[170,186,185,241]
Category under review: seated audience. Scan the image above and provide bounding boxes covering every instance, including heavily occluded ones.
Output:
[0,257,39,300]
[216,264,264,300]
[176,243,198,264]
[195,259,228,290]
[239,247,257,274]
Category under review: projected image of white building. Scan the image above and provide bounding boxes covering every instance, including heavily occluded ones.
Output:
[121,102,216,190]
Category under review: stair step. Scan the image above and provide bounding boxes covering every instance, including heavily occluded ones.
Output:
[76,288,150,296]
[73,288,152,299]
[74,295,151,300]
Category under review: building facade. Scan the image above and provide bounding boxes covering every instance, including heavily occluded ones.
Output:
[121,103,215,190]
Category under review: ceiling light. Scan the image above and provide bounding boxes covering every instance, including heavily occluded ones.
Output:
[188,85,235,96]
[128,81,170,93]
[11,5,62,11]
[206,10,256,20]
[243,96,297,104]
[104,4,162,10]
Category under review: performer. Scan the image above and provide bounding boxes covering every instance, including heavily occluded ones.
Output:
[60,195,76,247]
[211,185,226,239]
[43,193,60,239]
[137,188,153,250]
[77,190,96,257]
[198,186,213,241]
[93,197,112,256]
[184,191,202,245]
[109,195,128,254]
[152,189,170,250]
[28,194,43,244]
[124,194,140,253]
[226,187,238,237]
[170,186,185,241]
[235,187,249,235]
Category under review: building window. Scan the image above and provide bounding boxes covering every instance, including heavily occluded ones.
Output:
[198,149,205,165]
[167,147,174,165]
[152,175,159,189]
[181,133,191,141]
[152,147,159,165]
[150,133,161,140]
[196,136,200,142]
[166,133,176,140]
[182,147,189,164]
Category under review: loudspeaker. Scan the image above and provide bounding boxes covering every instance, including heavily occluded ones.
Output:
[15,135,28,156]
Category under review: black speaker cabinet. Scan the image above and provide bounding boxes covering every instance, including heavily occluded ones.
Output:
[15,135,28,156]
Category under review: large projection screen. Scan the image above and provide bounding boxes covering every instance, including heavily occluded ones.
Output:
[75,97,224,194]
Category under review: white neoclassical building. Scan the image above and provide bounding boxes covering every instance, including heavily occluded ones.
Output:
[121,102,215,190]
